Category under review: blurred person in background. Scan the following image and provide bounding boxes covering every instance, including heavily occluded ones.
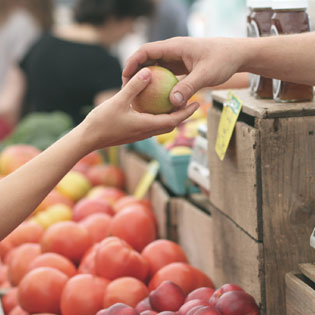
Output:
[0,0,153,127]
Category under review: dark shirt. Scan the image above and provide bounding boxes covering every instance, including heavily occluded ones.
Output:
[20,33,122,125]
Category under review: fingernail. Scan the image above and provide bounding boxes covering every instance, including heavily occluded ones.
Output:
[138,68,151,80]
[174,92,184,105]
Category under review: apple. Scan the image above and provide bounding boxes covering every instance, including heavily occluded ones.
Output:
[186,287,215,303]
[96,303,139,315]
[215,291,259,315]
[209,284,243,307]
[149,280,186,312]
[191,306,222,315]
[140,311,158,315]
[136,297,153,313]
[87,186,125,206]
[178,299,209,315]
[132,66,178,114]
[158,312,177,315]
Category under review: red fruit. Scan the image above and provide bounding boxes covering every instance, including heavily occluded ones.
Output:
[178,299,209,315]
[136,297,153,312]
[158,312,177,315]
[140,311,157,315]
[215,291,259,315]
[111,207,156,252]
[77,151,104,167]
[186,287,215,303]
[8,305,30,315]
[41,221,92,264]
[61,274,109,315]
[79,213,112,243]
[89,187,126,206]
[2,287,18,314]
[96,303,139,315]
[78,243,99,274]
[103,277,149,308]
[18,267,68,314]
[87,165,125,189]
[0,264,8,284]
[192,306,221,315]
[149,280,185,312]
[190,266,214,291]
[209,284,244,307]
[8,243,41,286]
[28,252,77,278]
[142,239,188,277]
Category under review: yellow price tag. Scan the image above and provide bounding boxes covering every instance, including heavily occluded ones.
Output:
[134,160,160,199]
[108,146,119,166]
[215,91,243,161]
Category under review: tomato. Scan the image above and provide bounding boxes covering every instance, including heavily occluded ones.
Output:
[8,305,30,315]
[110,207,156,252]
[78,243,99,275]
[28,252,77,278]
[61,274,109,315]
[148,262,195,295]
[189,265,214,290]
[73,198,114,222]
[141,239,188,277]
[2,287,18,314]
[8,243,41,286]
[95,237,148,281]
[18,267,68,314]
[103,277,149,308]
[41,221,91,264]
[79,213,112,243]
[88,187,125,206]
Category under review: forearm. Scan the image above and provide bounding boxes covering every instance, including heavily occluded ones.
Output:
[239,33,315,85]
[0,125,90,239]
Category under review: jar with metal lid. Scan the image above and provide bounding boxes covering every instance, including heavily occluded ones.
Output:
[250,0,273,99]
[271,0,313,102]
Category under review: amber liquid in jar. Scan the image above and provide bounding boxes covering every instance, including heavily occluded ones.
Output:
[272,9,313,102]
[251,8,273,99]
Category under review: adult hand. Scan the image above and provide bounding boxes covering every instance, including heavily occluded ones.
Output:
[80,67,199,152]
[122,37,242,107]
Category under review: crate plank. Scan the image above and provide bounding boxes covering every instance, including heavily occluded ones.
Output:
[212,89,315,118]
[286,272,315,315]
[169,198,214,279]
[207,106,260,240]
[299,263,315,283]
[259,117,315,315]
[210,204,264,309]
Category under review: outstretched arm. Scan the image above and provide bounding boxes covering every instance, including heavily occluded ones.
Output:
[0,67,199,239]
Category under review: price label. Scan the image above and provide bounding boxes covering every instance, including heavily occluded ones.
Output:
[215,91,243,161]
[134,160,160,199]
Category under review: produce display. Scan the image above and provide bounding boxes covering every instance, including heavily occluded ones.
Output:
[0,144,259,315]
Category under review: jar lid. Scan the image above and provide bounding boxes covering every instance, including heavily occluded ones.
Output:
[249,0,272,8]
[272,0,308,9]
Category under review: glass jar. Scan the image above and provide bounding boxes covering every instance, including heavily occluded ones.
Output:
[271,0,313,102]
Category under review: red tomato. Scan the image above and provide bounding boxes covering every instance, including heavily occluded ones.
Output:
[103,277,149,308]
[18,267,68,314]
[8,243,41,286]
[79,213,112,243]
[78,243,99,275]
[8,305,30,315]
[61,274,109,315]
[110,207,156,252]
[95,237,148,281]
[41,221,92,264]
[2,287,18,314]
[28,252,77,278]
[189,265,214,290]
[141,239,188,277]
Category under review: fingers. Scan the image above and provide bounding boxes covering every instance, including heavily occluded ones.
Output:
[116,68,151,104]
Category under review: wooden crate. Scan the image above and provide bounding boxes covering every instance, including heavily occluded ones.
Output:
[168,198,214,281]
[208,89,315,315]
[286,263,315,315]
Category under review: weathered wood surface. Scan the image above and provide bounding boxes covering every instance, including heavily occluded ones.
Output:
[286,272,315,315]
[299,263,315,284]
[210,204,264,310]
[208,106,261,240]
[259,116,315,315]
[212,89,315,119]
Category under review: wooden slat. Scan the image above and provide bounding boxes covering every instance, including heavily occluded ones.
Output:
[210,204,264,310]
[259,116,315,315]
[207,106,260,240]
[286,272,315,315]
[299,263,315,283]
[170,198,214,279]
[211,89,315,119]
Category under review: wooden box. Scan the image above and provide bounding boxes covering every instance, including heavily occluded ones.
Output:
[286,263,315,315]
[168,198,214,280]
[208,89,315,315]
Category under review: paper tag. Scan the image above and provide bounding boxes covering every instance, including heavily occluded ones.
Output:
[134,160,160,199]
[215,91,243,161]
[108,146,119,166]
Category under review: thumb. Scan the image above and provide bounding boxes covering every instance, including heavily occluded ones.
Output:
[117,67,151,103]
[170,70,206,107]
